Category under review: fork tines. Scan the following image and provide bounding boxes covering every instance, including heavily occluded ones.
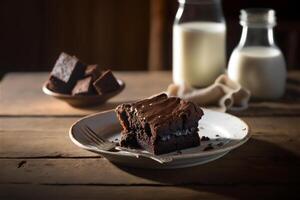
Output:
[83,125,105,144]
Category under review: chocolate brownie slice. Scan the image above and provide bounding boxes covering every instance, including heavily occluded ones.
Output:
[115,94,204,155]
[93,70,120,94]
[71,76,97,96]
[84,65,102,80]
[47,52,86,94]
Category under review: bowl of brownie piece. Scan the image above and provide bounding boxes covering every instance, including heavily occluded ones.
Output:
[43,52,125,107]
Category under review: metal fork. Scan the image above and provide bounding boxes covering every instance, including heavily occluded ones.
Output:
[115,146,173,164]
[81,125,173,164]
[81,125,116,151]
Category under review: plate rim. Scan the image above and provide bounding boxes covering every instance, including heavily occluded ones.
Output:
[69,108,251,159]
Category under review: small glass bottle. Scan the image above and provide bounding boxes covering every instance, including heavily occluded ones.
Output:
[173,0,226,88]
[228,9,286,100]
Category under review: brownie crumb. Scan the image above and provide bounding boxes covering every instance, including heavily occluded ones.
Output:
[203,144,214,151]
[215,134,220,137]
[17,160,27,168]
[201,136,210,141]
[217,142,224,147]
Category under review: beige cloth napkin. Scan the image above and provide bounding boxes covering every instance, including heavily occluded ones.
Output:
[167,74,251,112]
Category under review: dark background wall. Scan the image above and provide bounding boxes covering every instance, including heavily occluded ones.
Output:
[0,0,299,74]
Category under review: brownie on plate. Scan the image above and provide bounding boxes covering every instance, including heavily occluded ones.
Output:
[115,93,204,155]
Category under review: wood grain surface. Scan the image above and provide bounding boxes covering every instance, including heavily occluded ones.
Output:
[1,72,300,117]
[0,72,300,199]
[0,72,171,116]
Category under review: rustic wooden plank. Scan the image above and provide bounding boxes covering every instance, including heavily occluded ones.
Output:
[0,130,95,158]
[2,114,300,186]
[0,72,172,116]
[1,117,300,133]
[1,129,299,159]
[0,117,78,132]
[1,117,299,187]
[0,117,95,158]
[0,185,231,200]
[229,102,300,117]
[1,117,300,158]
[1,72,300,116]
[0,184,299,200]
[0,157,299,185]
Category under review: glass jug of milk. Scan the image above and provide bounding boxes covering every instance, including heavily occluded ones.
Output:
[228,9,286,100]
[173,0,226,88]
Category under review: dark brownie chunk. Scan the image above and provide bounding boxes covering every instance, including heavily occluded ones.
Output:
[84,65,102,80]
[71,76,96,96]
[201,136,210,141]
[93,70,120,94]
[115,93,204,155]
[47,52,86,94]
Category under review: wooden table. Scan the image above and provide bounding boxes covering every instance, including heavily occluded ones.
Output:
[1,72,300,200]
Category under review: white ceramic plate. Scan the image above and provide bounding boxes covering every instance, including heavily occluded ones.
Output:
[70,109,250,169]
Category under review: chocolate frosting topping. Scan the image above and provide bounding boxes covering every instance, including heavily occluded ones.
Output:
[129,93,203,136]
